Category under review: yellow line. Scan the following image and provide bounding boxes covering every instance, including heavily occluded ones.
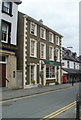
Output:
[43,101,76,119]
[0,87,70,103]
[41,101,76,120]
[50,103,76,118]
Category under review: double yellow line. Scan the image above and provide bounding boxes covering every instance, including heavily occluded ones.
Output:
[41,101,76,120]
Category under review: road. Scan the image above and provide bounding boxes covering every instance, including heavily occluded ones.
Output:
[2,84,79,119]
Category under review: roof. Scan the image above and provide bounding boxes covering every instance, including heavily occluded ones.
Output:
[3,0,22,5]
[18,12,63,38]
[62,47,81,63]
[62,68,81,74]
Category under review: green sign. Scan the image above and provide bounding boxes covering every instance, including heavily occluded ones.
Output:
[44,61,61,66]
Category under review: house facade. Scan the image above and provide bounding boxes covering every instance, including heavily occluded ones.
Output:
[0,0,21,88]
[17,12,63,89]
[62,47,81,83]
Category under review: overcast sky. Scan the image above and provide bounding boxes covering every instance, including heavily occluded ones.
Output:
[18,0,80,55]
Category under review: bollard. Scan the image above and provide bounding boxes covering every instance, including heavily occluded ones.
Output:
[76,99,80,120]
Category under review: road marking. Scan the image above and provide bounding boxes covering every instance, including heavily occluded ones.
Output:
[41,101,76,120]
[0,87,72,103]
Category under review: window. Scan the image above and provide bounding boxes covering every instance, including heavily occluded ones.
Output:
[49,46,54,60]
[40,43,46,59]
[56,48,60,61]
[46,65,55,78]
[67,61,69,68]
[31,65,34,81]
[0,55,6,63]
[30,39,37,57]
[2,2,12,15]
[74,63,75,69]
[1,21,11,43]
[30,22,37,36]
[40,27,46,39]
[56,36,59,45]
[49,32,53,43]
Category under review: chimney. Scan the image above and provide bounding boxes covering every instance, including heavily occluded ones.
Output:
[39,19,43,24]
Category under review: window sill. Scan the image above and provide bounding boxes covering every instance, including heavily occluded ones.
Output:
[30,32,37,37]
[30,56,37,58]
[2,10,13,17]
[40,37,46,40]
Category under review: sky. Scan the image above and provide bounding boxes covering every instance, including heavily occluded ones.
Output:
[18,0,80,55]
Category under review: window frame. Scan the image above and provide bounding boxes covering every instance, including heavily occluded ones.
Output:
[56,35,59,45]
[40,27,46,40]
[49,46,54,61]
[1,20,11,44]
[30,38,37,58]
[49,32,54,43]
[46,65,56,79]
[30,22,37,36]
[2,2,12,16]
[40,42,46,59]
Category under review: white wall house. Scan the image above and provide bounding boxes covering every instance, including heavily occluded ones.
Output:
[0,0,22,88]
[62,47,81,83]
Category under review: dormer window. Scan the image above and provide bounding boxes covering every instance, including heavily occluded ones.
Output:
[2,2,12,16]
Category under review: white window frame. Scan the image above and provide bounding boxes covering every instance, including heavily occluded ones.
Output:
[30,22,37,36]
[49,46,54,61]
[46,65,56,79]
[30,38,37,58]
[40,42,46,59]
[56,35,59,45]
[56,48,60,61]
[40,27,46,40]
[49,32,54,43]
[30,63,37,84]
[2,23,9,43]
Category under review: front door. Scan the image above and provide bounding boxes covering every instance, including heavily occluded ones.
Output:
[0,64,6,87]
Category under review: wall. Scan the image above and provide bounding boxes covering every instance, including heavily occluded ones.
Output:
[0,1,18,45]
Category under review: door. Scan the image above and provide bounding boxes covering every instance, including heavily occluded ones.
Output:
[0,64,6,87]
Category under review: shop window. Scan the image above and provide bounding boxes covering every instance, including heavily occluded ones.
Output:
[46,65,55,78]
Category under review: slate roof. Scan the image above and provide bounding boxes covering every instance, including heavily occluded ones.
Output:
[62,68,81,74]
[62,47,81,63]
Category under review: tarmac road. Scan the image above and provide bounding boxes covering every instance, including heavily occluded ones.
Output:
[2,84,79,119]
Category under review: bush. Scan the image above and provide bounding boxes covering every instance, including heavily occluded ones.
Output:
[31,80,35,85]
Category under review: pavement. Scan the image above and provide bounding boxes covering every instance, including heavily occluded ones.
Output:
[0,83,76,101]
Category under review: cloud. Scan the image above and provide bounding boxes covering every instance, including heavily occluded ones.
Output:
[19,0,80,54]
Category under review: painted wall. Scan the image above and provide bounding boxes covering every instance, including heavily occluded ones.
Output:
[0,1,18,45]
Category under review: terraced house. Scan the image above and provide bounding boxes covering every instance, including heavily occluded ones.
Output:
[17,12,63,89]
[0,0,22,88]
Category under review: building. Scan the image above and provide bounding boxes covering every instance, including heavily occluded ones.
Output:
[17,12,63,89]
[0,0,22,88]
[62,47,81,83]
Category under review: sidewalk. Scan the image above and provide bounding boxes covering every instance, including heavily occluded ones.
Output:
[0,83,76,101]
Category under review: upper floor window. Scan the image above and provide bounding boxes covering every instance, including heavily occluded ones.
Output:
[40,43,46,59]
[49,32,53,43]
[30,22,37,36]
[74,63,75,69]
[56,48,60,61]
[40,27,46,39]
[1,21,11,43]
[30,39,37,57]
[2,2,12,16]
[67,61,69,68]
[49,46,54,60]
[56,36,59,45]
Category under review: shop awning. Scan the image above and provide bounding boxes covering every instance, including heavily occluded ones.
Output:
[62,68,81,74]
